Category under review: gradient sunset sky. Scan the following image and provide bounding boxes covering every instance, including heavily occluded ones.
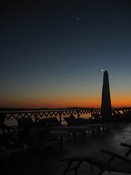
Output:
[1,0,131,108]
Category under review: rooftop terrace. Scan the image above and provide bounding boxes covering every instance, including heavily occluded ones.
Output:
[1,122,131,175]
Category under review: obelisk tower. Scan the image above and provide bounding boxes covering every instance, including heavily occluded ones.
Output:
[101,70,112,121]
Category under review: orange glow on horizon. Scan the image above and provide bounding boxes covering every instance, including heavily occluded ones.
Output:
[0,95,131,109]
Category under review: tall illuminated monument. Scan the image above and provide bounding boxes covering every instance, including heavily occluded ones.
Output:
[101,70,112,121]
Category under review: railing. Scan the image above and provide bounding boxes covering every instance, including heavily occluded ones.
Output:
[1,107,131,125]
[1,108,93,124]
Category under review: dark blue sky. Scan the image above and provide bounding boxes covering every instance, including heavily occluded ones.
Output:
[1,0,131,108]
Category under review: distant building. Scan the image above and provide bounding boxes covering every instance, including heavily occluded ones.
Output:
[101,70,112,121]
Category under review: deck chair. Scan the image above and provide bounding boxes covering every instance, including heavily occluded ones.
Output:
[64,114,78,126]
[121,141,131,157]
[46,117,61,127]
[36,117,69,144]
[17,118,34,141]
[62,148,131,175]
[24,127,63,152]
[0,113,18,145]
[102,172,131,175]
[17,117,34,129]
[0,115,28,163]
[0,113,10,133]
[0,113,5,125]
[37,117,61,127]
[36,118,48,127]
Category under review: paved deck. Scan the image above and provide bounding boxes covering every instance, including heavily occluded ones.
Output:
[1,122,131,175]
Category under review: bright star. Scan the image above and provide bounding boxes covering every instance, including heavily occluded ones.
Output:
[76,17,79,21]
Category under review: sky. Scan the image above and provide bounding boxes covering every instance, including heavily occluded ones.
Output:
[1,0,131,108]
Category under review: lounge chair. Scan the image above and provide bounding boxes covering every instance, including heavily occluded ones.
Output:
[0,115,28,163]
[0,113,5,125]
[0,113,14,134]
[63,114,108,138]
[37,117,61,127]
[62,148,131,175]
[37,117,70,145]
[46,117,61,127]
[102,172,131,175]
[64,114,78,126]
[24,127,64,152]
[17,117,34,129]
[36,118,48,127]
[0,113,18,146]
[16,117,35,142]
[120,141,131,157]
